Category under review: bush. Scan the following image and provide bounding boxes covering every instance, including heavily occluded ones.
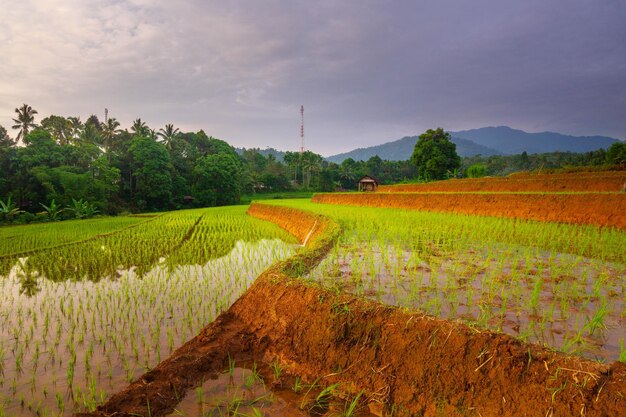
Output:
[466,164,487,178]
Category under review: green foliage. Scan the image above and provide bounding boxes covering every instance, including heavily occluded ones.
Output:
[411,128,461,180]
[194,152,243,206]
[0,196,23,222]
[606,141,626,165]
[129,136,173,210]
[68,198,99,219]
[39,199,64,221]
[462,149,612,176]
[466,164,487,178]
[40,115,73,145]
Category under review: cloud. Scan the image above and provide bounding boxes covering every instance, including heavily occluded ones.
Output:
[0,0,624,155]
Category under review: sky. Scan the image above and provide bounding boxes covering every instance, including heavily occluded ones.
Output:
[1,0,625,156]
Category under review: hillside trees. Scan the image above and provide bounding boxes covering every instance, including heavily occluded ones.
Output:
[606,141,626,165]
[193,152,243,206]
[129,136,172,210]
[411,128,461,180]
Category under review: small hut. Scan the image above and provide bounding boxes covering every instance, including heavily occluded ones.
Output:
[358,175,379,192]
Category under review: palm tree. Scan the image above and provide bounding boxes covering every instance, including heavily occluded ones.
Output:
[157,124,180,150]
[67,117,83,143]
[131,118,149,137]
[12,104,38,143]
[101,117,122,160]
[80,123,102,146]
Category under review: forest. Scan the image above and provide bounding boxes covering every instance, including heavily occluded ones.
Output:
[1,105,624,222]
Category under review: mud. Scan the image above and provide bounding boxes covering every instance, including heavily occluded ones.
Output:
[378,170,626,193]
[76,202,626,417]
[312,192,626,229]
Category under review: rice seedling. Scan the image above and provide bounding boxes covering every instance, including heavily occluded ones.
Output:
[0,206,297,416]
[267,199,626,362]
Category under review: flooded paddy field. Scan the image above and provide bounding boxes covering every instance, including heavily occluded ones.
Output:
[0,206,297,416]
[269,199,626,362]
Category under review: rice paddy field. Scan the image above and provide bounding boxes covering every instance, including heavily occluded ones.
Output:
[267,199,626,363]
[2,174,626,417]
[0,207,298,417]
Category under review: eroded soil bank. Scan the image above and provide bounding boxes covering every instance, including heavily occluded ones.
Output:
[312,192,626,229]
[76,203,626,417]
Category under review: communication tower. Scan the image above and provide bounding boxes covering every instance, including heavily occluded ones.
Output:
[300,105,305,154]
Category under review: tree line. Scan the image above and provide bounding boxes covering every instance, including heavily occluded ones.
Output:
[1,105,624,223]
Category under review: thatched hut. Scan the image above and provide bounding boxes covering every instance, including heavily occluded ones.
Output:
[358,175,379,192]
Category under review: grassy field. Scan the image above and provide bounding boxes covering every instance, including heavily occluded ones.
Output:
[0,206,297,417]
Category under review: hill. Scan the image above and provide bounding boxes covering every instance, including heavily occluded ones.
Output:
[451,126,618,155]
[325,126,619,163]
[326,136,500,163]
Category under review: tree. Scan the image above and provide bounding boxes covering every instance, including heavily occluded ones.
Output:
[606,141,626,165]
[410,128,461,180]
[158,124,180,150]
[40,115,72,145]
[129,136,172,210]
[101,117,122,159]
[12,104,38,143]
[0,125,14,148]
[67,117,83,142]
[193,152,243,206]
[131,118,150,137]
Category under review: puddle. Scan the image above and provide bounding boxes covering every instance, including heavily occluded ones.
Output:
[170,364,375,417]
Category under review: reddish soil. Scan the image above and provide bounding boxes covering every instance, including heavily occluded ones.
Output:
[312,192,626,229]
[378,170,626,193]
[76,203,626,417]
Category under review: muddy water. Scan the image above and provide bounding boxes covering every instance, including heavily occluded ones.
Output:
[307,242,626,362]
[170,365,376,417]
[0,239,296,417]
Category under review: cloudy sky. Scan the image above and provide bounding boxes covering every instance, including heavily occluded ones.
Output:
[1,0,625,155]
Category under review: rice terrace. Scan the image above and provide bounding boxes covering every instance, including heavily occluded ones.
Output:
[0,168,624,417]
[2,2,626,416]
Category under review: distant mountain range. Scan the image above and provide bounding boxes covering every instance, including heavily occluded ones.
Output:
[325,126,619,163]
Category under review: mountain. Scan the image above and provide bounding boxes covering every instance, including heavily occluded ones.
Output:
[325,136,500,163]
[325,126,619,163]
[451,126,619,155]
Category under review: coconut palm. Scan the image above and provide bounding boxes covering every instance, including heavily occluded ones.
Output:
[12,104,38,143]
[157,124,180,150]
[131,118,149,137]
[67,116,84,143]
[101,117,122,159]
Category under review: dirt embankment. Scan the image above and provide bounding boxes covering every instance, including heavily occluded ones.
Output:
[378,171,626,193]
[312,192,626,229]
[77,202,626,417]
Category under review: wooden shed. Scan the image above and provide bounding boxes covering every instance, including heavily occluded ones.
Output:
[358,175,379,192]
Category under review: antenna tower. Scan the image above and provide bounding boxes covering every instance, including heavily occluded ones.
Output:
[104,108,109,124]
[300,105,305,154]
